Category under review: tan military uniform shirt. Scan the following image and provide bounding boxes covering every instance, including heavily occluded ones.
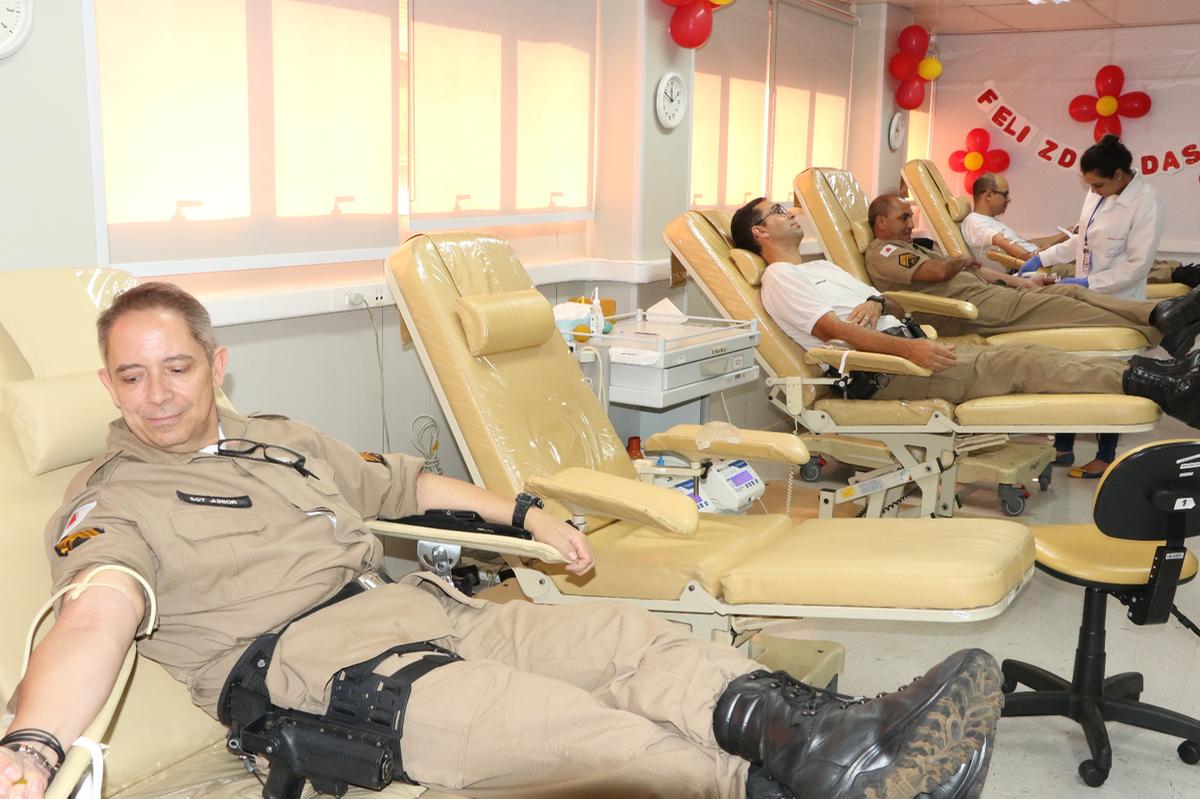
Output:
[44,408,444,716]
[864,238,998,307]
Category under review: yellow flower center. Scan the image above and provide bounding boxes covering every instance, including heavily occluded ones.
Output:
[1096,95,1119,117]
[963,151,984,172]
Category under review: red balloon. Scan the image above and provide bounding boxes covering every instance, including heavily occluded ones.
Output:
[948,150,967,172]
[1095,64,1125,97]
[966,127,990,153]
[669,1,713,49]
[1068,94,1099,122]
[984,149,1010,172]
[888,52,919,81]
[1118,90,1151,118]
[898,25,930,57]
[1094,115,1122,142]
[895,78,925,110]
[964,170,983,194]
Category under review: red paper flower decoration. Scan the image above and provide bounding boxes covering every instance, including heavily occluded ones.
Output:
[949,128,1010,194]
[1067,65,1151,142]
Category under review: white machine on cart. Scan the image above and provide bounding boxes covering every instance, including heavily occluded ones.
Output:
[663,458,767,514]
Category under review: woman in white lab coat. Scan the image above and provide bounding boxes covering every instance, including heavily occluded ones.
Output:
[1031,135,1164,478]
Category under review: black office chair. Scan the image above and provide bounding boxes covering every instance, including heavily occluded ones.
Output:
[1000,439,1200,787]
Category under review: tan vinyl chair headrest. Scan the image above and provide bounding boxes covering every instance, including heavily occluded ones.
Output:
[4,373,115,476]
[456,288,556,357]
[730,249,768,286]
[947,195,972,222]
[850,220,873,253]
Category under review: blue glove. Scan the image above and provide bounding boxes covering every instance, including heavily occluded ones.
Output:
[1018,254,1042,274]
[1060,276,1089,287]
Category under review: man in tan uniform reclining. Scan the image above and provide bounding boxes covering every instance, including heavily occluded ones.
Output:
[863,194,1200,358]
[732,197,1200,423]
[1,282,1006,799]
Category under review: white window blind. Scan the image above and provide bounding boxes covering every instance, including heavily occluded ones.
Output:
[409,0,596,222]
[692,0,769,209]
[95,0,407,271]
[691,0,855,209]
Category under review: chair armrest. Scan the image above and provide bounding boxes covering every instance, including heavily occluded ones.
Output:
[883,291,979,320]
[526,467,699,537]
[643,424,810,465]
[805,347,933,377]
[45,645,137,799]
[368,520,567,563]
[986,249,1027,271]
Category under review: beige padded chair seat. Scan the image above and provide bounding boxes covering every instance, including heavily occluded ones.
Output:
[722,518,1034,609]
[985,327,1150,351]
[550,513,792,600]
[1147,283,1191,299]
[813,398,956,426]
[953,395,1159,426]
[1033,524,1198,586]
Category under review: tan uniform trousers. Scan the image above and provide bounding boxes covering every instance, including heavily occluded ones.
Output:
[920,282,1160,344]
[1047,260,1174,283]
[874,343,1126,403]
[390,596,757,798]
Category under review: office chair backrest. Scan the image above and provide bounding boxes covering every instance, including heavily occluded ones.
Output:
[1094,439,1200,541]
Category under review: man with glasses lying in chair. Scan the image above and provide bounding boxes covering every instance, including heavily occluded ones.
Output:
[3,282,1009,799]
[862,194,1200,357]
[733,197,1200,424]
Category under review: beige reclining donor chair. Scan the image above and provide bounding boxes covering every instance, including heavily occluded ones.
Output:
[0,268,489,798]
[385,231,1040,647]
[795,165,1153,356]
[901,158,1191,301]
[662,208,1160,519]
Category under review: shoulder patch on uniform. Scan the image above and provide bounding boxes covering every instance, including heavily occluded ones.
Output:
[878,244,897,257]
[55,527,104,557]
[60,501,97,540]
[360,452,385,464]
[899,253,920,269]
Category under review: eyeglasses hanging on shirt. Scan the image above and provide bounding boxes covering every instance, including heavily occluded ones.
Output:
[216,438,316,479]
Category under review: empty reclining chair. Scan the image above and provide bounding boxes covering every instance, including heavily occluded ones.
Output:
[0,268,459,798]
[795,165,1152,356]
[662,208,1161,519]
[385,231,1039,640]
[902,158,1190,301]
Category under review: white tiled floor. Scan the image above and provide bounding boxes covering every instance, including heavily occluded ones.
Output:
[759,417,1200,798]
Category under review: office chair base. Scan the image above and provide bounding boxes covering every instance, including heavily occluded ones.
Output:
[999,586,1200,787]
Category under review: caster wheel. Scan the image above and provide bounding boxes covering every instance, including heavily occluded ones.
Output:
[1001,679,1017,693]
[1038,475,1051,491]
[1001,495,1026,516]
[800,461,821,482]
[1078,759,1108,787]
[1179,739,1200,765]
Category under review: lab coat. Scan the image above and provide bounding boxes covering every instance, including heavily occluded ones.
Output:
[1038,172,1163,300]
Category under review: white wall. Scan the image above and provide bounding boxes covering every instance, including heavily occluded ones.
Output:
[929,24,1200,257]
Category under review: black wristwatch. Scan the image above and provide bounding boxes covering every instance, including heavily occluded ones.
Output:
[512,492,544,529]
[866,294,886,308]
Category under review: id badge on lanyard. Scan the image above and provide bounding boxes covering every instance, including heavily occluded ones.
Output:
[1081,197,1105,277]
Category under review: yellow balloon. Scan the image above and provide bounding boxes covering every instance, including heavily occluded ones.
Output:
[963,151,984,172]
[572,324,592,343]
[711,0,736,4]
[917,56,942,81]
[1095,95,1119,117]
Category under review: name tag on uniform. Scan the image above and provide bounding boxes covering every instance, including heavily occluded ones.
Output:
[176,490,253,508]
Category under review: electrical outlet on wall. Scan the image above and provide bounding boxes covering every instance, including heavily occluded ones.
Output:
[332,283,391,311]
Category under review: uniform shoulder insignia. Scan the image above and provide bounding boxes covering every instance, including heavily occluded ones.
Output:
[899,253,920,269]
[360,451,386,464]
[878,244,897,257]
[55,527,105,557]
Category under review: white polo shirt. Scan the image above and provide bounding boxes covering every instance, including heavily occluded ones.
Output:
[1037,172,1163,300]
[760,260,901,352]
[960,212,1037,270]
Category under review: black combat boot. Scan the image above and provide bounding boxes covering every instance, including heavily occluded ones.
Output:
[714,649,1002,799]
[1123,362,1200,428]
[1150,287,1200,356]
[1129,349,1200,376]
[1172,263,1200,288]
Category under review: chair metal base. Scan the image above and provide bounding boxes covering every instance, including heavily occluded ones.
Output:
[1000,587,1200,787]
